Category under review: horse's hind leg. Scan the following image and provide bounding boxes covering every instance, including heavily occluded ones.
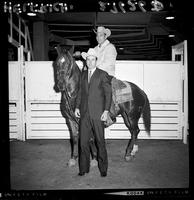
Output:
[121,111,140,161]
[125,122,139,161]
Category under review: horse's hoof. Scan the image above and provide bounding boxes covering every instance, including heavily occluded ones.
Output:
[90,159,98,167]
[125,155,134,162]
[67,158,76,167]
[132,145,138,154]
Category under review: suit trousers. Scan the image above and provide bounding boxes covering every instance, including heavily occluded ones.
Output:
[79,112,108,174]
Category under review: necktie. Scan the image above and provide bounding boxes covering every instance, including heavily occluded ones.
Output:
[88,70,92,83]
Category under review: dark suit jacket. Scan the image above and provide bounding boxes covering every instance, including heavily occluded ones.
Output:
[76,68,112,120]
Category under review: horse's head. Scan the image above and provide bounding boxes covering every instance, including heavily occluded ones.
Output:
[55,45,74,76]
[53,45,74,92]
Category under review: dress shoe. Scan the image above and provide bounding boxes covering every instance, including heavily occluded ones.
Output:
[78,172,85,176]
[78,171,89,176]
[100,172,107,177]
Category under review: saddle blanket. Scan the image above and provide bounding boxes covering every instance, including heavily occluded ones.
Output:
[112,77,133,104]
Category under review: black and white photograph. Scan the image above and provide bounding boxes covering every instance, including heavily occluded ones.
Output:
[1,0,191,198]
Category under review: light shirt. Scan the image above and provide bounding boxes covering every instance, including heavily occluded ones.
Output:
[94,39,117,76]
[88,67,96,82]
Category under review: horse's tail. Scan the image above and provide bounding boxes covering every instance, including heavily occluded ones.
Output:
[142,93,151,136]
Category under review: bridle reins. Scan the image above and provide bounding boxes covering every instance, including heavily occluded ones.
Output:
[66,51,74,79]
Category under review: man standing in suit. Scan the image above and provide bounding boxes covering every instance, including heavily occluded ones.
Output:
[74,48,112,177]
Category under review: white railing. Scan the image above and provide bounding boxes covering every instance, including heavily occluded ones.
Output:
[8,12,34,61]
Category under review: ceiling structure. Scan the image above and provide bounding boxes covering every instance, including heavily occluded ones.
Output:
[20,0,192,60]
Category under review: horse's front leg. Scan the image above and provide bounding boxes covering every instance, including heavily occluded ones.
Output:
[67,119,79,167]
[89,137,98,167]
[67,119,98,167]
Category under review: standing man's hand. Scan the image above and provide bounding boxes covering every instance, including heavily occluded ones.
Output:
[101,110,109,121]
[75,108,80,118]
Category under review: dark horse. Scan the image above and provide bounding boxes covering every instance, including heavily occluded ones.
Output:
[53,46,151,166]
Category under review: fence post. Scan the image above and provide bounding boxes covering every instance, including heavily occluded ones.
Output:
[183,41,188,144]
[172,41,188,144]
[17,45,26,141]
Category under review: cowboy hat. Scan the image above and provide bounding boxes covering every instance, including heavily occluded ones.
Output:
[94,26,111,38]
[81,48,98,60]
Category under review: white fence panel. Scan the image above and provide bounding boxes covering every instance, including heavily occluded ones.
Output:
[25,61,68,139]
[115,61,143,88]
[25,61,60,100]
[111,61,182,139]
[27,101,69,139]
[106,102,181,139]
[9,62,24,140]
[143,62,182,101]
[9,101,18,139]
[24,61,183,140]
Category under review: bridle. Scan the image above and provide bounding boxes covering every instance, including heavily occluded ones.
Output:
[57,50,79,124]
[66,50,74,78]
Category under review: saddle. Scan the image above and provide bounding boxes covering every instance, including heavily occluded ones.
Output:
[104,77,133,127]
[112,77,133,105]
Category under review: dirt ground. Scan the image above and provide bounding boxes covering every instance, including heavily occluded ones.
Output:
[10,139,189,190]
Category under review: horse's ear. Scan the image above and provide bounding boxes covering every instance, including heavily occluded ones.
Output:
[69,45,74,55]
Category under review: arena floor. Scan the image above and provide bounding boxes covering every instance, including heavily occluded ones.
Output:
[10,139,189,190]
